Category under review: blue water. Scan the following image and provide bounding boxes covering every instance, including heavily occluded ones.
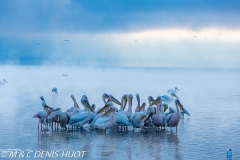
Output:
[0,65,240,160]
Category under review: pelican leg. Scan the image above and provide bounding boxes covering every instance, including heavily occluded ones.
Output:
[176,126,178,133]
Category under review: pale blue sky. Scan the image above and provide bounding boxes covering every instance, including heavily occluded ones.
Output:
[0,0,240,68]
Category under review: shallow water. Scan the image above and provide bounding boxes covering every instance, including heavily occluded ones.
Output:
[0,65,240,160]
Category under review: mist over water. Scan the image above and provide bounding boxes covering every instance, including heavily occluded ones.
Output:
[0,65,240,159]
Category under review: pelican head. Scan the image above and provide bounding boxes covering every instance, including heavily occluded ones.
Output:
[71,94,76,100]
[108,94,121,105]
[128,94,133,106]
[81,96,94,112]
[163,104,168,112]
[175,87,179,91]
[148,96,155,104]
[150,96,162,106]
[175,99,184,111]
[3,79,7,83]
[40,96,44,101]
[97,102,113,114]
[171,93,179,99]
[140,102,146,111]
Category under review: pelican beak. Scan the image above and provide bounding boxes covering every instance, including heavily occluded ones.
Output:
[103,107,114,117]
[109,95,122,105]
[163,104,168,112]
[128,94,133,106]
[141,108,150,119]
[136,93,140,104]
[97,103,111,114]
[81,97,94,112]
[171,93,179,99]
[102,93,109,101]
[33,114,39,118]
[175,99,184,111]
[122,94,128,110]
[176,87,180,91]
[140,102,146,111]
[148,96,155,104]
[92,104,96,111]
[3,79,7,83]
[150,96,162,106]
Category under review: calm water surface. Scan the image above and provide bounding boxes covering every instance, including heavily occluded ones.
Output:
[0,66,240,160]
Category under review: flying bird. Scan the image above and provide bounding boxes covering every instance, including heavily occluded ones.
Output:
[37,43,40,45]
[63,39,70,41]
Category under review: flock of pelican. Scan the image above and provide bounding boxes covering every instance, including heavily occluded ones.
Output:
[34,87,190,134]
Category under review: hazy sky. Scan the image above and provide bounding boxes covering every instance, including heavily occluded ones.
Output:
[0,0,240,68]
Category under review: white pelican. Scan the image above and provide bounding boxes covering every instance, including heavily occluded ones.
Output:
[119,94,128,112]
[162,93,179,102]
[151,96,167,131]
[0,79,7,85]
[123,94,133,119]
[40,96,54,112]
[130,107,152,133]
[135,93,141,112]
[62,74,68,77]
[68,96,94,128]
[48,111,70,129]
[166,99,184,133]
[167,87,179,94]
[93,101,130,128]
[94,103,117,133]
[52,87,58,95]
[143,106,154,130]
[66,94,83,118]
[40,96,61,129]
[33,110,48,130]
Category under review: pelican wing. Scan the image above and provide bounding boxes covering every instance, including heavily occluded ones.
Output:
[69,112,89,125]
[183,108,190,116]
[162,95,171,101]
[167,113,174,124]
[114,112,130,126]
[94,116,111,126]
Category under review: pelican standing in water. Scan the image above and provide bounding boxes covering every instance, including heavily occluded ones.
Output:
[94,102,117,133]
[130,107,151,133]
[33,110,48,130]
[0,79,7,85]
[123,94,133,119]
[166,99,184,133]
[48,111,70,129]
[40,96,61,129]
[69,96,94,128]
[52,87,58,96]
[167,87,179,94]
[66,94,84,119]
[150,96,167,131]
[90,93,121,127]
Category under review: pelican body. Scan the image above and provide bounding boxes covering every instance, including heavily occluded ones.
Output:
[166,99,184,133]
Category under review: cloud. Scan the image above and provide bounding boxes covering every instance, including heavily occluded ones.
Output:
[0,0,240,35]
